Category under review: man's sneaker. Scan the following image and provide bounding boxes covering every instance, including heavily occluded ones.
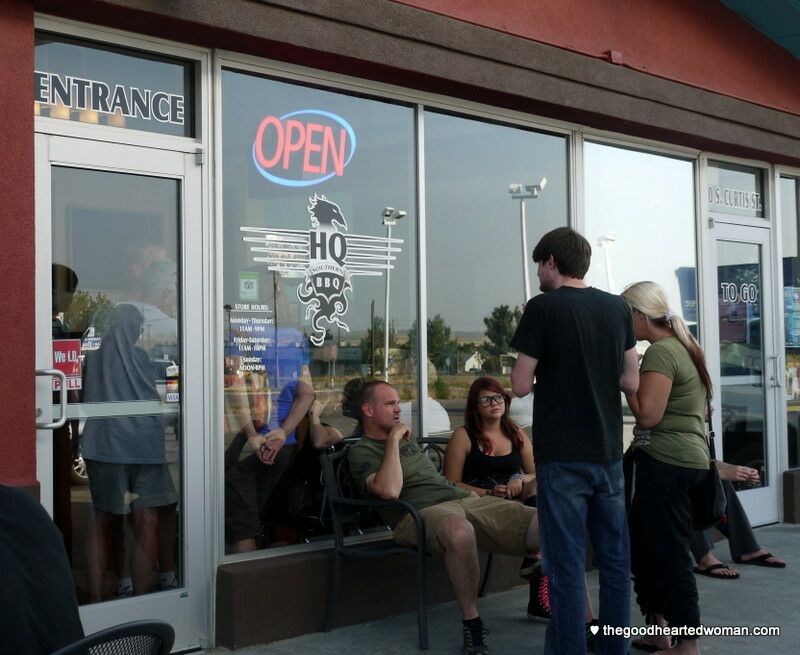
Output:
[526,571,551,623]
[462,620,490,655]
[519,553,542,580]
[585,619,599,652]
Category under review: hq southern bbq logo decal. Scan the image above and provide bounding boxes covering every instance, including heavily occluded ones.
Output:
[252,109,357,187]
[241,195,402,346]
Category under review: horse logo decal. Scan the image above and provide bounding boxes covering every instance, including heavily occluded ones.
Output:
[241,195,403,346]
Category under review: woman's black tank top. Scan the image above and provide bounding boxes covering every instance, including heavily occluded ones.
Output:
[462,432,523,489]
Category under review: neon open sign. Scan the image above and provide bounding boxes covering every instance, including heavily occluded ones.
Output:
[252,109,357,187]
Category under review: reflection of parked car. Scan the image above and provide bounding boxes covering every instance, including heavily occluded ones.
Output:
[71,427,88,485]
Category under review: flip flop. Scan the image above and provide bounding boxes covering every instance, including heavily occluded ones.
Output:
[734,552,786,568]
[693,563,740,579]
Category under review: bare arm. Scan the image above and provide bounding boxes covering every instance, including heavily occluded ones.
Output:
[260,374,314,464]
[625,371,672,428]
[620,347,640,395]
[518,429,536,481]
[366,423,410,500]
[308,399,343,449]
[443,427,490,497]
[511,352,538,398]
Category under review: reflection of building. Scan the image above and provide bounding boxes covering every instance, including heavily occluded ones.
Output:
[464,351,483,372]
[10,1,800,651]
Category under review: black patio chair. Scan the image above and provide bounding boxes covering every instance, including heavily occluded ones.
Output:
[319,439,494,651]
[50,620,174,655]
[320,444,430,649]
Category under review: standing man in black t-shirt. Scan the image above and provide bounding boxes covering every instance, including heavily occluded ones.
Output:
[510,227,639,655]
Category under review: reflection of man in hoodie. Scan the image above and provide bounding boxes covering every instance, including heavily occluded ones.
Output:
[82,304,178,600]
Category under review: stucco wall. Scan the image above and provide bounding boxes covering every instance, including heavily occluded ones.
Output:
[0,0,35,489]
[392,0,800,116]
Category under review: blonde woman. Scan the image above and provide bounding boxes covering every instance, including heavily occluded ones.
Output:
[622,281,712,655]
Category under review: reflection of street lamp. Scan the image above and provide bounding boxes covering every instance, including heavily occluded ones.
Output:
[508,177,547,302]
[382,207,407,381]
[597,232,617,294]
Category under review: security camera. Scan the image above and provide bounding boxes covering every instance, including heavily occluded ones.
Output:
[396,210,408,219]
[382,207,395,219]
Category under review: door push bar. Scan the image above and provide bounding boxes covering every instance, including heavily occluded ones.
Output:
[35,369,67,429]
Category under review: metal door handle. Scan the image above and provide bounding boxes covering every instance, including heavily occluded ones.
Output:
[35,368,67,429]
[768,355,782,388]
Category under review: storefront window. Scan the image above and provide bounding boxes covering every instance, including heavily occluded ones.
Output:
[34,32,195,136]
[221,70,416,553]
[781,175,800,468]
[424,111,568,437]
[583,142,697,446]
[707,160,766,219]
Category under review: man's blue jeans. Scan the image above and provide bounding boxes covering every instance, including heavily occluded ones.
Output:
[537,460,630,655]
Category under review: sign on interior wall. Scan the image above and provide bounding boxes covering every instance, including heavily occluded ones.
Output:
[241,195,402,346]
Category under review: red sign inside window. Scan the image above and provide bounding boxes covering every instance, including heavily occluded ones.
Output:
[52,339,82,390]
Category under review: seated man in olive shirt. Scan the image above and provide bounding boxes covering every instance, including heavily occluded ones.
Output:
[348,381,538,655]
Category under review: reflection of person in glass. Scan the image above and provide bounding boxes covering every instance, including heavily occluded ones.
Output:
[225,275,314,553]
[82,304,178,600]
[51,264,81,561]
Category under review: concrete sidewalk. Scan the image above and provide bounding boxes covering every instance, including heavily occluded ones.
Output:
[208,523,798,654]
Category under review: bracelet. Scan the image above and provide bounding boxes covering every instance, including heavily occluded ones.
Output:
[509,473,524,482]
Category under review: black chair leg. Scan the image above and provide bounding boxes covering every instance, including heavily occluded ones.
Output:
[478,552,493,598]
[324,552,343,632]
[417,551,428,650]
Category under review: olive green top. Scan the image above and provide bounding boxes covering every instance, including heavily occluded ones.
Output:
[348,434,470,527]
[640,336,711,470]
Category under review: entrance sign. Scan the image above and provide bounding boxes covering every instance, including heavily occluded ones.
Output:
[35,71,185,125]
[241,195,402,345]
[34,32,194,137]
[252,110,357,187]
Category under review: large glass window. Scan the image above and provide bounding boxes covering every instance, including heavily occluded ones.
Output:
[781,175,800,469]
[424,111,568,438]
[221,70,416,553]
[583,142,697,446]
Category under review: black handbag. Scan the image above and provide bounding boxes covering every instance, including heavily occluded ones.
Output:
[689,400,727,530]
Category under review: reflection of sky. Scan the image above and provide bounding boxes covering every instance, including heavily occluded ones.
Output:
[583,142,696,319]
[424,112,568,334]
[781,178,798,259]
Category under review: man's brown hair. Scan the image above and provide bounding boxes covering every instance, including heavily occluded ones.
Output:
[532,227,592,279]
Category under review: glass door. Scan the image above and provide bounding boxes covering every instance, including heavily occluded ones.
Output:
[714,223,780,524]
[35,134,206,649]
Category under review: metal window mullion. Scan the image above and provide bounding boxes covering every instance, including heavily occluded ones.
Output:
[415,105,428,438]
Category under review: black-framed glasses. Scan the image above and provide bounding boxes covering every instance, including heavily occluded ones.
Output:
[477,393,505,407]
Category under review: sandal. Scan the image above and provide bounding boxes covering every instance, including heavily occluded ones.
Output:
[693,562,740,579]
[733,552,786,568]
